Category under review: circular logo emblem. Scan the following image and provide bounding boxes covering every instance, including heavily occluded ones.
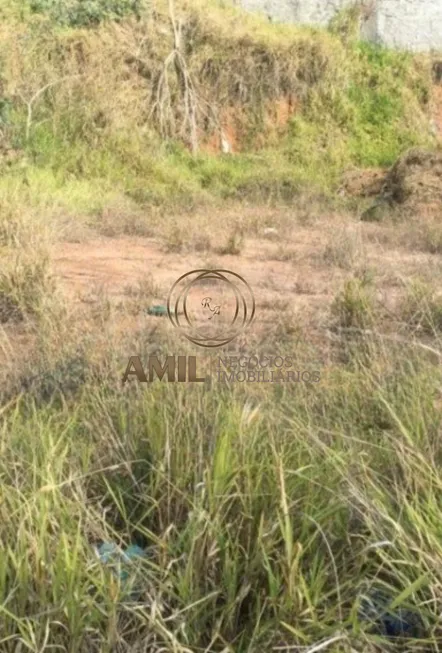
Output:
[167,269,255,348]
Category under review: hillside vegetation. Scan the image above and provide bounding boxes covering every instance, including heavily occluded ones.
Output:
[0,0,435,221]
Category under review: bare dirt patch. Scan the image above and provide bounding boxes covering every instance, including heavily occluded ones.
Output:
[51,231,336,336]
[432,85,442,140]
[46,210,442,346]
[3,204,442,380]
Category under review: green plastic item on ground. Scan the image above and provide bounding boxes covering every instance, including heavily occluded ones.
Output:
[146,305,168,316]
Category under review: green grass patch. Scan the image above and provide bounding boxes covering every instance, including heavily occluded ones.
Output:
[0,332,441,650]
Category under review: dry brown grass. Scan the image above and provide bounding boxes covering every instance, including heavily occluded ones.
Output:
[323,223,367,270]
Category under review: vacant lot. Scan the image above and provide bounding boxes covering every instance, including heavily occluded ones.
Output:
[1,0,442,651]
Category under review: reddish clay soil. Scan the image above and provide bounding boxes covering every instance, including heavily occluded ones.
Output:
[199,95,298,154]
[47,214,442,348]
[432,85,442,141]
[2,207,442,381]
[51,230,336,333]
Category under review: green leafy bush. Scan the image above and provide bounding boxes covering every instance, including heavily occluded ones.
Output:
[28,0,145,27]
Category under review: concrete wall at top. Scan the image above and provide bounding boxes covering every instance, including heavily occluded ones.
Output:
[295,0,357,24]
[367,0,442,52]
[236,0,442,52]
[237,0,298,24]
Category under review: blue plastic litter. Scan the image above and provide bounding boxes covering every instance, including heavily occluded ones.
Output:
[359,589,423,639]
[96,541,118,564]
[122,544,146,560]
[96,541,147,583]
[382,610,422,638]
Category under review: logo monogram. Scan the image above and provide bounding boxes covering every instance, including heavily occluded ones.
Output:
[167,269,255,348]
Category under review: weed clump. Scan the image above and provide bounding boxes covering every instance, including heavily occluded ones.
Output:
[0,248,55,322]
[217,228,244,255]
[323,223,366,270]
[331,277,375,330]
[402,281,442,335]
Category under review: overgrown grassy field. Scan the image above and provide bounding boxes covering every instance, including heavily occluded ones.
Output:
[1,0,442,651]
